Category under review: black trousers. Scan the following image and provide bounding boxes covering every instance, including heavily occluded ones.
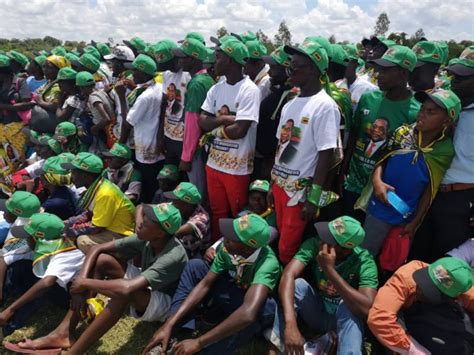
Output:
[134,160,164,203]
[342,188,366,224]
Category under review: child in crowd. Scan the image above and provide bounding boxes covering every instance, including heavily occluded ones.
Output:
[152,164,180,204]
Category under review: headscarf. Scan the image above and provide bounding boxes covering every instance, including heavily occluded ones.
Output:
[43,172,71,186]
[46,55,71,70]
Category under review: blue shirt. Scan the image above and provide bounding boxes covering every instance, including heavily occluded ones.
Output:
[368,152,429,225]
[26,76,47,94]
[42,186,79,220]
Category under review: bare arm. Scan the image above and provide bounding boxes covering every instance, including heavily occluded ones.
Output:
[198,111,235,132]
[78,241,117,279]
[223,120,252,140]
[72,275,149,299]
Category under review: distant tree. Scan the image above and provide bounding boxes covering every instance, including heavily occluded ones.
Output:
[274,20,292,46]
[374,12,390,36]
[216,26,228,38]
[388,32,408,46]
[43,36,62,47]
[329,34,336,44]
[256,29,275,53]
[413,28,426,41]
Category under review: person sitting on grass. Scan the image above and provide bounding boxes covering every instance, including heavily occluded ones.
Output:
[152,164,181,204]
[142,214,281,355]
[7,203,187,354]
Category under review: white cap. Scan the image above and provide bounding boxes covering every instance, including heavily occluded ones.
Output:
[104,45,135,62]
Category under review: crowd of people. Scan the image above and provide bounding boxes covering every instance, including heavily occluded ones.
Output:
[0,30,472,355]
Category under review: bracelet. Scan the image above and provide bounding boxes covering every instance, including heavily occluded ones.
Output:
[306,184,322,206]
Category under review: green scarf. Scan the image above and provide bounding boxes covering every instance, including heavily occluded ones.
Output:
[32,237,77,277]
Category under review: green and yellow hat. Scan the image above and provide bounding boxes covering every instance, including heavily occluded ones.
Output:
[56,67,77,81]
[148,39,178,64]
[172,38,208,62]
[415,88,461,122]
[413,41,444,66]
[61,152,104,174]
[157,164,179,181]
[447,45,474,76]
[47,55,71,70]
[342,44,360,61]
[284,41,329,73]
[143,202,182,235]
[102,143,131,160]
[164,182,201,205]
[180,32,205,45]
[413,257,473,304]
[47,138,62,154]
[245,40,268,60]
[123,37,147,53]
[12,212,65,240]
[262,46,290,67]
[249,179,270,193]
[303,36,333,58]
[52,46,67,57]
[0,54,10,68]
[124,54,157,76]
[219,38,249,66]
[42,155,70,175]
[371,45,417,72]
[65,53,80,63]
[209,34,239,46]
[75,71,95,87]
[0,191,41,218]
[79,53,100,73]
[54,121,77,139]
[314,216,365,249]
[95,42,111,57]
[220,214,270,249]
[83,45,101,61]
[7,50,30,69]
[33,55,47,67]
[330,44,350,67]
[58,152,75,163]
[231,31,257,43]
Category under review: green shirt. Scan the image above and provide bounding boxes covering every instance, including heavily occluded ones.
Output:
[184,72,215,113]
[345,90,421,194]
[210,244,281,291]
[115,235,188,296]
[294,237,378,314]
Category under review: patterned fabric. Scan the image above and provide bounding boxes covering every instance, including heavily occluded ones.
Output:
[0,121,27,193]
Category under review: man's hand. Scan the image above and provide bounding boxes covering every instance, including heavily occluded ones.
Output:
[203,247,216,263]
[114,81,127,97]
[70,293,87,313]
[0,308,14,326]
[216,115,235,127]
[300,201,318,222]
[284,323,305,355]
[142,324,173,355]
[317,243,337,272]
[174,338,202,355]
[179,160,192,172]
[70,276,88,294]
[373,179,394,205]
[402,222,418,240]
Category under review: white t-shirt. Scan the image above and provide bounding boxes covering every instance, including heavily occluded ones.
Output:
[349,77,378,110]
[254,64,272,101]
[271,90,341,194]
[162,70,191,141]
[201,76,260,175]
[127,81,164,164]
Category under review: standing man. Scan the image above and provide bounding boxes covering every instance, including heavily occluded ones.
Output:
[244,39,272,101]
[409,41,444,92]
[270,42,340,264]
[199,38,260,240]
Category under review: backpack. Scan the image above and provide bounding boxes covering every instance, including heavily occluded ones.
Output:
[404,300,474,355]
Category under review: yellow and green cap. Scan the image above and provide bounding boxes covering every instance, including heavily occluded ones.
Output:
[0,191,41,218]
[262,46,290,67]
[157,164,179,181]
[65,53,80,63]
[284,41,329,73]
[371,45,417,72]
[95,42,111,57]
[79,53,100,73]
[56,67,77,81]
[83,45,101,61]
[124,54,157,76]
[33,55,47,67]
[143,202,182,235]
[413,257,473,304]
[209,34,239,46]
[123,37,147,53]
[415,88,461,122]
[249,179,270,193]
[76,71,95,87]
[219,38,249,66]
[47,55,71,69]
[303,36,332,58]
[180,32,205,45]
[245,40,268,60]
[342,44,360,61]
[102,143,132,160]
[172,38,208,62]
[42,156,69,175]
[220,214,270,249]
[47,138,62,154]
[164,182,201,205]
[436,41,449,64]
[148,39,178,64]
[58,152,75,163]
[12,212,65,240]
[231,31,257,43]
[0,54,10,68]
[412,41,444,66]
[447,45,474,77]
[314,216,365,249]
[61,152,104,174]
[54,121,77,138]
[6,50,29,69]
[330,44,350,66]
[52,46,67,57]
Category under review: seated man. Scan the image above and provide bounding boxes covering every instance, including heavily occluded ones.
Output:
[267,216,378,355]
[8,203,187,354]
[0,213,84,337]
[143,214,281,354]
[368,257,474,354]
[61,152,135,253]
[101,142,142,203]
[152,164,181,204]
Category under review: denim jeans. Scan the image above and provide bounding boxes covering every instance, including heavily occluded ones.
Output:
[170,259,277,355]
[269,278,364,355]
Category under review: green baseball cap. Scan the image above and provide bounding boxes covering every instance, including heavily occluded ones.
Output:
[447,45,474,76]
[47,138,62,154]
[330,44,350,66]
[415,89,461,122]
[7,50,29,69]
[148,39,178,64]
[54,121,77,138]
[76,71,95,87]
[245,40,268,60]
[371,45,418,72]
[123,37,147,53]
[164,182,202,205]
[303,36,333,58]
[42,156,69,175]
[83,45,101,61]
[180,32,205,45]
[11,212,65,240]
[219,38,249,66]
[249,179,270,193]
[79,53,100,73]
[436,41,449,64]
[0,54,10,68]
[231,31,257,43]
[58,152,75,163]
[284,41,329,73]
[143,203,182,235]
[52,46,67,56]
[413,257,473,304]
[65,53,80,63]
[102,143,131,160]
[157,164,179,181]
[61,152,104,174]
[0,191,41,218]
[342,44,360,61]
[124,54,156,76]
[412,41,444,66]
[172,38,208,62]
[95,42,111,57]
[314,216,365,249]
[210,34,239,46]
[27,129,51,145]
[57,67,77,81]
[262,46,290,67]
[220,214,270,249]
[34,55,47,67]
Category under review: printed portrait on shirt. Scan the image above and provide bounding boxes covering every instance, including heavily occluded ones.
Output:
[217,104,234,117]
[276,119,302,165]
[165,83,182,116]
[364,117,389,158]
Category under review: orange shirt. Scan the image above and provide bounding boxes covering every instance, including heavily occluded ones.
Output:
[367,260,474,353]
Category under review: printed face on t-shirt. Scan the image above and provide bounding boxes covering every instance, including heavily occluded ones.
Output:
[218,104,232,116]
[280,119,294,143]
[368,118,389,142]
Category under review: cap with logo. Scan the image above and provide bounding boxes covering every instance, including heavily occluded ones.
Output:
[330,44,350,67]
[157,164,179,181]
[27,129,51,145]
[42,155,70,175]
[0,191,41,218]
[0,54,10,68]
[231,31,257,44]
[52,46,67,57]
[219,38,249,66]
[210,34,239,47]
[11,212,65,240]
[61,152,104,174]
[47,138,62,154]
[123,37,147,53]
[371,45,417,72]
[33,55,47,67]
[56,67,77,81]
[7,50,30,69]
[413,257,473,304]
[54,122,77,139]
[76,71,95,87]
[262,46,291,67]
[78,53,100,73]
[284,41,329,73]
[245,40,268,60]
[58,152,75,163]
[148,40,178,64]
[179,32,205,45]
[219,214,270,249]
[314,216,365,249]
[47,55,71,70]
[164,182,202,205]
[65,53,80,64]
[249,180,270,193]
[415,89,461,122]
[172,39,208,62]
[95,42,111,57]
[447,45,474,76]
[342,44,360,61]
[103,45,135,62]
[143,202,182,235]
[83,46,101,61]
[436,41,449,64]
[102,143,132,160]
[412,41,444,66]
[303,36,333,58]
[124,54,157,76]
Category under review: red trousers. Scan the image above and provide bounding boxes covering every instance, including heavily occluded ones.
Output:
[273,184,307,265]
[206,166,250,241]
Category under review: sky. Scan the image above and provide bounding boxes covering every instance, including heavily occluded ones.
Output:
[0,0,472,45]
